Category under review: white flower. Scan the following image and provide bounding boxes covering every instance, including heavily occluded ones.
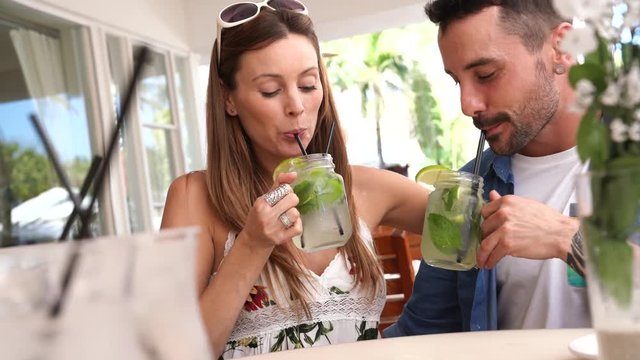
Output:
[610,118,629,142]
[561,26,598,57]
[624,63,640,106]
[624,2,640,28]
[601,80,622,105]
[573,79,596,111]
[629,121,640,141]
[552,0,613,22]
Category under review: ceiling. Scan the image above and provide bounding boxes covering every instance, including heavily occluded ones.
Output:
[185,0,428,61]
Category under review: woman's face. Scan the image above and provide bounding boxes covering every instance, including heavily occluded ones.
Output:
[226,33,323,172]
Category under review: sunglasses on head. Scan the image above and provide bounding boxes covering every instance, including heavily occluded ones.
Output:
[216,0,309,66]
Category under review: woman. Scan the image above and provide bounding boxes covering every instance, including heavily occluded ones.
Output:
[160,1,428,358]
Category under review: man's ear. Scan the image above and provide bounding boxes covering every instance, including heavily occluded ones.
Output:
[550,22,574,69]
[220,81,238,116]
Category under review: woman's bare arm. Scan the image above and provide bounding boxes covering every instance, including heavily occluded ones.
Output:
[160,172,300,358]
[352,166,429,234]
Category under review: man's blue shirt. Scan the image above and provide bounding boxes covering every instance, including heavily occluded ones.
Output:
[384,149,514,337]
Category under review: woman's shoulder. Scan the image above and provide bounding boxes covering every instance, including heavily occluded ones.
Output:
[350,164,383,180]
[163,171,217,228]
[169,170,207,194]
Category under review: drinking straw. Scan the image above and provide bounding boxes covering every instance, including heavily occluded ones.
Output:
[293,132,344,244]
[30,115,82,213]
[294,133,307,155]
[325,121,335,154]
[292,133,307,247]
[44,46,151,318]
[76,46,150,239]
[59,156,103,240]
[457,131,486,264]
[472,131,486,176]
[321,124,345,237]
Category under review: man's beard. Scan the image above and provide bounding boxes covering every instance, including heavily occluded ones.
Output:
[473,60,560,155]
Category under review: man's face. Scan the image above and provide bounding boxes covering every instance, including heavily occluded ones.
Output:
[438,7,559,155]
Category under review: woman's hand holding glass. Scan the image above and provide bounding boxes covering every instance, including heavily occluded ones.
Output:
[241,172,302,250]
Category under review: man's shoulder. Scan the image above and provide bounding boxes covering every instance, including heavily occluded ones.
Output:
[459,148,499,174]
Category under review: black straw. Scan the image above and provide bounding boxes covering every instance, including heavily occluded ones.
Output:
[42,46,151,318]
[472,131,486,176]
[325,122,335,154]
[30,115,82,212]
[294,133,307,156]
[323,123,344,237]
[59,156,103,240]
[457,131,485,264]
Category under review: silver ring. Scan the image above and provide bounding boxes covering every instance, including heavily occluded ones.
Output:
[264,184,291,207]
[279,213,294,228]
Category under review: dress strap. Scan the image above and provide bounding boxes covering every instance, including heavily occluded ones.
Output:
[224,231,237,257]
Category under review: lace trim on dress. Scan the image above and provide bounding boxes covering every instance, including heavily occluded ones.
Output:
[228,290,386,341]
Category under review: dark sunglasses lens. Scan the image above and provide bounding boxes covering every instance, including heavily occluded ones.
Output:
[220,3,259,23]
[267,0,305,11]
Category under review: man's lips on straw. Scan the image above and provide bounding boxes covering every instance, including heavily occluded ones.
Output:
[481,122,502,137]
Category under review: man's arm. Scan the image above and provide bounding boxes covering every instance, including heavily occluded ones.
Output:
[383,261,467,337]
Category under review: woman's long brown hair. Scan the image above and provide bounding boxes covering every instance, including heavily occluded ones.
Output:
[206,9,383,317]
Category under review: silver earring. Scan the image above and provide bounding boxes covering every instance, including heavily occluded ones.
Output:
[553,64,566,75]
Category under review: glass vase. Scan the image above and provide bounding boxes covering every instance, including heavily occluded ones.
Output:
[575,167,640,360]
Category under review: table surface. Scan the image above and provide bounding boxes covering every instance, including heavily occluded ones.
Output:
[252,328,593,360]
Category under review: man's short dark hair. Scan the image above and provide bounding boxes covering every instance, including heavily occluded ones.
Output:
[424,0,567,52]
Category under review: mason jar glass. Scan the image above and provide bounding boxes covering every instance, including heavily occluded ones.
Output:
[421,171,484,270]
[274,154,353,252]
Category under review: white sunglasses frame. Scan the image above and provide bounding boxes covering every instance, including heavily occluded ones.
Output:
[216,0,309,66]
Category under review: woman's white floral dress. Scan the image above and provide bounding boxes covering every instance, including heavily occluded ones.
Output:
[217,225,385,359]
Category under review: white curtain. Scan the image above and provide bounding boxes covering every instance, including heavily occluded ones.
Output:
[9,28,70,121]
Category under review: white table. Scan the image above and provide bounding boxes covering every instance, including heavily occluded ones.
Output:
[252,328,593,360]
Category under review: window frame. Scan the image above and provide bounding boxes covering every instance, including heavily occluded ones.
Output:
[0,0,204,237]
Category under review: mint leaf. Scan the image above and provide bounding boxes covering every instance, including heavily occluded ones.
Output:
[427,213,462,254]
[442,185,459,211]
[293,176,344,215]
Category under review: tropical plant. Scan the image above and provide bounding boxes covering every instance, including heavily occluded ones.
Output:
[327,32,409,168]
[325,32,446,170]
[409,62,449,166]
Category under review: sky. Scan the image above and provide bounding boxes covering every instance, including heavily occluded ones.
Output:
[0,97,92,162]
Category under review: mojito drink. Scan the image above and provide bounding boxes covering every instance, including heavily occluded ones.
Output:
[418,168,483,270]
[275,154,353,252]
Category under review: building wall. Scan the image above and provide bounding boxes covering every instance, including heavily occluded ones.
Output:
[7,0,190,50]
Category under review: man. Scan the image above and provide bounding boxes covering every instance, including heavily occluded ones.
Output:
[385,0,590,336]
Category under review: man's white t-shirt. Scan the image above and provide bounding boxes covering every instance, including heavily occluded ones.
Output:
[496,146,591,329]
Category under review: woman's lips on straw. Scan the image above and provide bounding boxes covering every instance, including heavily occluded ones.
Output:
[284,129,306,139]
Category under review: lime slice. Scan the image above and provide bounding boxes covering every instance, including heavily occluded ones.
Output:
[273,157,306,181]
[415,165,453,186]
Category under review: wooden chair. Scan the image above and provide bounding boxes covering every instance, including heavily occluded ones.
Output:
[405,231,423,263]
[373,226,416,332]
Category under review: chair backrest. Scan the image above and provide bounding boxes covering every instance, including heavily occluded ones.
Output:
[373,226,416,332]
[405,231,422,263]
